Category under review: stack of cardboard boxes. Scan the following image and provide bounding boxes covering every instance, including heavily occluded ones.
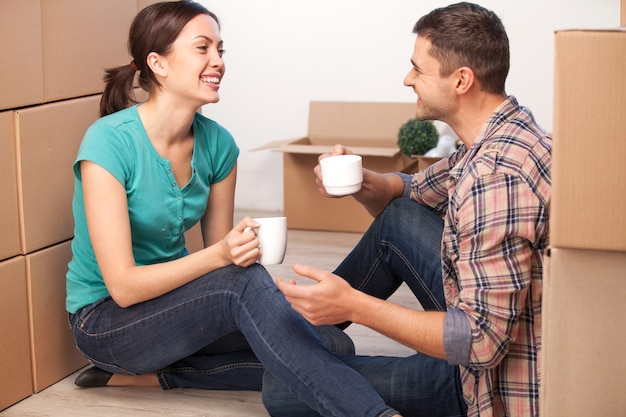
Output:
[0,0,157,411]
[541,21,626,417]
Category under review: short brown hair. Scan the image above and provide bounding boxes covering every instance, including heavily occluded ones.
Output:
[413,2,509,94]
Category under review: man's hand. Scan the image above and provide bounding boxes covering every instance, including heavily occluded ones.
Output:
[277,264,448,360]
[313,144,405,217]
[275,264,359,326]
[314,144,354,198]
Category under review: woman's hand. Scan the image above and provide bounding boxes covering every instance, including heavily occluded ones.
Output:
[220,217,262,267]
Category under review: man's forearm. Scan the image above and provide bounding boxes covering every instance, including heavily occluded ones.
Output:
[353,171,406,217]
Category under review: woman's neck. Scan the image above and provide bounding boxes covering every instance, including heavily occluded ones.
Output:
[137,97,196,146]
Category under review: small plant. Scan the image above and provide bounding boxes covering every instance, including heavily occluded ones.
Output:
[397,119,439,157]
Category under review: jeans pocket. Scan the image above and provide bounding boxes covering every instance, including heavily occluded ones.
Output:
[72,297,111,334]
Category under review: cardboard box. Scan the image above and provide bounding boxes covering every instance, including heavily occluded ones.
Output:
[0,0,43,111]
[403,155,443,174]
[41,0,136,103]
[15,95,101,254]
[258,101,419,232]
[0,112,21,261]
[551,29,626,252]
[1,1,136,111]
[541,248,626,417]
[622,0,625,26]
[26,240,88,393]
[0,256,33,411]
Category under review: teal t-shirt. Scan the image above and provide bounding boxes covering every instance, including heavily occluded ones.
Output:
[66,105,239,313]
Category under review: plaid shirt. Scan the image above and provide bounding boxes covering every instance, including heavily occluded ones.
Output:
[409,96,551,416]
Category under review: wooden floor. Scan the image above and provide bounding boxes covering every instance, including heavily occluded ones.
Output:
[1,211,419,417]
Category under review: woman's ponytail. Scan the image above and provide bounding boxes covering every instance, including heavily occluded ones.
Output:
[99,63,138,117]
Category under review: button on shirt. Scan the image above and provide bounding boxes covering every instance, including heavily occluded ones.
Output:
[406,96,551,417]
[66,105,239,313]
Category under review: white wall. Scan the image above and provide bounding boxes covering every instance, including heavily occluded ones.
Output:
[197,0,620,212]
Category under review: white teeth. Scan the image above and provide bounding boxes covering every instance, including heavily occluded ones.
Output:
[201,76,220,84]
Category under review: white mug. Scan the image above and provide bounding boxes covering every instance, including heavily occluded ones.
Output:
[252,217,287,265]
[320,154,363,196]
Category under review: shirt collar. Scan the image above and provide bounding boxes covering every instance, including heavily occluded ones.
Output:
[449,95,520,180]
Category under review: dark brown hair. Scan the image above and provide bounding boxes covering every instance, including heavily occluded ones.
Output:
[413,2,509,94]
[99,1,220,117]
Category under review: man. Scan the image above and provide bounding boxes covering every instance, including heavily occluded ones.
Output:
[264,2,550,417]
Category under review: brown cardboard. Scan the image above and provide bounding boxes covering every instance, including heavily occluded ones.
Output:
[258,101,419,232]
[1,1,137,110]
[26,240,88,393]
[0,112,21,261]
[551,29,626,251]
[15,95,101,254]
[41,0,136,102]
[541,248,626,417]
[403,156,443,174]
[622,0,625,26]
[0,0,43,111]
[0,256,33,411]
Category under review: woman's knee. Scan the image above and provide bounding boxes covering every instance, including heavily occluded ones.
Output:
[311,325,355,355]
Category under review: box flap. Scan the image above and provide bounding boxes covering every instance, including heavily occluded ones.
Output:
[308,101,416,142]
[276,144,399,157]
[251,101,423,157]
[252,136,401,157]
[251,137,307,151]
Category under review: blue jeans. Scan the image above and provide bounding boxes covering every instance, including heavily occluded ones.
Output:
[262,198,468,417]
[69,263,398,417]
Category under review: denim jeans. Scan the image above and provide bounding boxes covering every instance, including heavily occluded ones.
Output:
[69,263,398,417]
[262,198,468,417]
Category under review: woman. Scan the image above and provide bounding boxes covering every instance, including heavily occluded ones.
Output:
[66,2,400,416]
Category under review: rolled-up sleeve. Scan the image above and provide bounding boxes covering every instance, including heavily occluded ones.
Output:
[443,308,472,365]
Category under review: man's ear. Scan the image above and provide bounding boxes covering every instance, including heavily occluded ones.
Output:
[147,52,167,77]
[454,67,475,95]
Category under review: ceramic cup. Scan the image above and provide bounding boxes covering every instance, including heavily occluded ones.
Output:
[251,216,287,265]
[320,154,363,196]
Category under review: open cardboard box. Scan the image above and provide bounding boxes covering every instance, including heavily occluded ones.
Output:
[255,101,440,233]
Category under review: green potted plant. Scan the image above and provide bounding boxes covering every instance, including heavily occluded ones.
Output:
[397,118,439,157]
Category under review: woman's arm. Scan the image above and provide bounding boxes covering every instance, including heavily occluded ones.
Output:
[82,161,259,308]
[201,162,237,247]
